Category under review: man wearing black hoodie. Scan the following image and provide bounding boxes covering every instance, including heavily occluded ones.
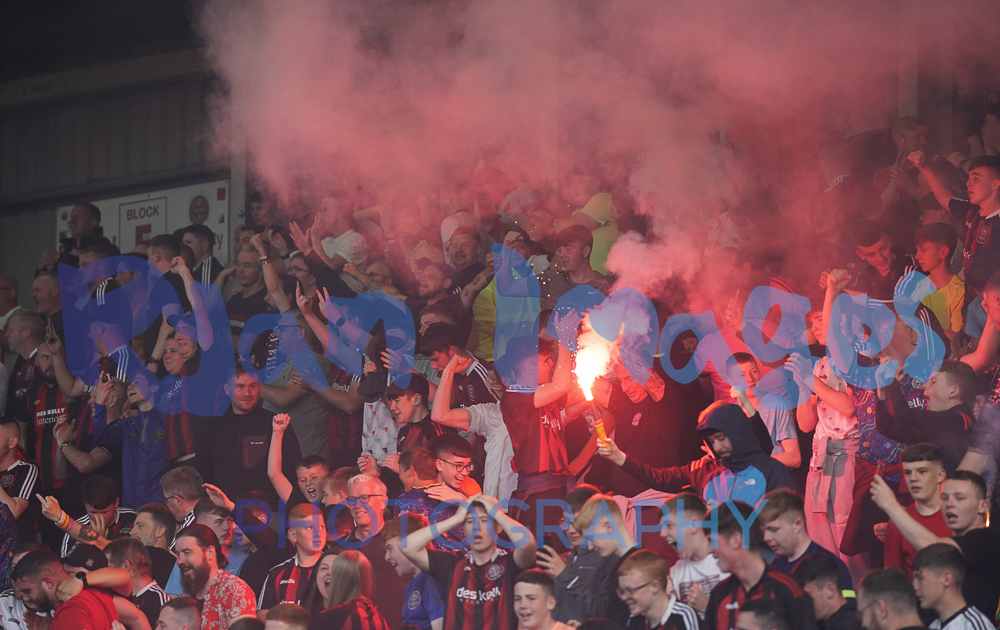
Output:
[598,401,794,507]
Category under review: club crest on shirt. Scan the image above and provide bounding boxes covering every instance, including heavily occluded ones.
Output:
[467,385,476,402]
[407,591,421,610]
[631,412,642,427]
[153,429,166,442]
[486,563,504,580]
[0,474,11,489]
[23,364,33,381]
[977,225,991,244]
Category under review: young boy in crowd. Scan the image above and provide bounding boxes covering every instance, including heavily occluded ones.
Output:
[537,484,617,625]
[883,443,951,577]
[914,222,965,337]
[400,494,536,630]
[572,494,639,627]
[727,353,801,469]
[703,501,818,630]
[660,493,728,618]
[617,550,699,630]
[258,502,327,611]
[382,513,446,630]
[791,554,858,630]
[876,360,977,471]
[871,470,1000,620]
[912,543,995,630]
[757,489,853,595]
[268,413,331,506]
[513,570,576,630]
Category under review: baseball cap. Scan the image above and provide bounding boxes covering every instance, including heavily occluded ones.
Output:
[62,543,109,572]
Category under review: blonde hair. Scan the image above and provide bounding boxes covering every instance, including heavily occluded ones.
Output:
[325,550,372,609]
[572,494,625,534]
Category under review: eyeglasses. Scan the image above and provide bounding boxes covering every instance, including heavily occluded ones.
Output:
[616,581,654,598]
[162,495,180,505]
[438,459,474,474]
[345,494,386,505]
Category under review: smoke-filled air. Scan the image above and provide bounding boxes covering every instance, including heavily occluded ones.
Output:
[198,0,1000,309]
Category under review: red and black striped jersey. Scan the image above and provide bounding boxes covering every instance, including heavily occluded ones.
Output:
[164,409,196,462]
[312,597,392,630]
[451,360,501,408]
[6,352,39,417]
[499,391,568,477]
[396,416,454,454]
[703,564,818,630]
[258,556,317,610]
[328,368,362,453]
[426,548,522,630]
[15,382,80,492]
[0,459,39,542]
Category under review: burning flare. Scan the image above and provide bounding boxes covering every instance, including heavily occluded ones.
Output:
[574,329,613,401]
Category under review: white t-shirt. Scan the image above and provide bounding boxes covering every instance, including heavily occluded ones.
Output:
[321,229,368,290]
[465,403,517,502]
[669,554,730,618]
[810,357,860,468]
[929,605,995,630]
[0,590,34,630]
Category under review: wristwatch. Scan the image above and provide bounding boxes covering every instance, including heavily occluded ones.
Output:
[60,441,73,450]
[75,572,88,588]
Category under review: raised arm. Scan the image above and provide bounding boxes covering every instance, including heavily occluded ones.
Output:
[869,473,958,551]
[38,493,112,549]
[268,413,294,502]
[45,334,88,398]
[171,257,215,350]
[532,310,581,409]
[342,262,408,300]
[431,354,474,430]
[962,319,1000,373]
[400,502,470,572]
[909,151,957,214]
[251,234,292,313]
[479,493,536,569]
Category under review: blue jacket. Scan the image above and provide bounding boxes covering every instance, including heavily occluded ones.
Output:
[619,403,793,506]
[92,404,170,509]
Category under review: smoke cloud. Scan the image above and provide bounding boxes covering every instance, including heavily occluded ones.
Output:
[199,0,1000,302]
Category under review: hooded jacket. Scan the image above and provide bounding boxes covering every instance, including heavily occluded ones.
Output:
[618,403,793,506]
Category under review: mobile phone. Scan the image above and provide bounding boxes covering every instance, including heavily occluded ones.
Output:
[542,534,557,550]
[46,319,55,339]
[876,460,885,477]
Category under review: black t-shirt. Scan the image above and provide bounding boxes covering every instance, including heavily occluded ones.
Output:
[132,582,169,627]
[192,405,302,505]
[147,546,176,589]
[456,262,486,289]
[955,527,1000,619]
[950,197,1000,293]
[851,252,917,302]
[606,377,702,497]
[226,286,270,336]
